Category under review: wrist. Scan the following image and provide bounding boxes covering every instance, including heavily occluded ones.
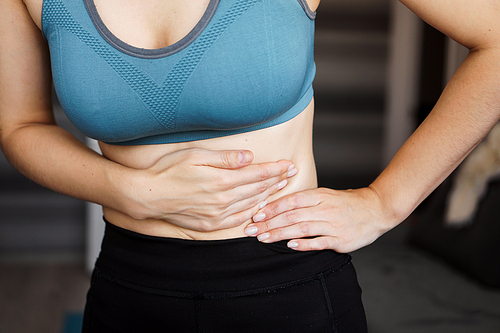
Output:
[366,182,410,231]
[104,163,149,220]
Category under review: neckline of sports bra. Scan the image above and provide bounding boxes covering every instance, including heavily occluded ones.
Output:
[83,0,220,59]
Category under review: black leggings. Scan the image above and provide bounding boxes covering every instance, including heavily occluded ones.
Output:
[83,221,367,333]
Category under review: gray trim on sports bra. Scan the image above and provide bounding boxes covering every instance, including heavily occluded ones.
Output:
[297,0,316,20]
[83,0,220,59]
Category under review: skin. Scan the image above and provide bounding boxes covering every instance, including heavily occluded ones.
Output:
[1,0,499,251]
[246,0,500,253]
[0,0,319,240]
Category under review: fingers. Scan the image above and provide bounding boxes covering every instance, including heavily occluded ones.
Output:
[245,214,345,252]
[217,200,270,230]
[246,207,329,240]
[245,191,318,236]
[198,149,255,169]
[242,189,341,251]
[223,171,293,207]
[243,191,323,239]
[250,190,320,224]
[163,148,295,190]
[202,163,296,199]
[209,174,292,228]
[224,161,296,188]
[247,216,342,251]
[194,148,295,185]
[287,237,341,252]
[171,164,297,231]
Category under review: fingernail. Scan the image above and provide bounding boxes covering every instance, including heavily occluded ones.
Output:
[257,233,270,241]
[253,213,266,222]
[245,226,258,236]
[287,168,298,177]
[238,151,251,164]
[259,201,267,209]
[277,179,288,190]
[288,241,299,248]
[288,164,295,171]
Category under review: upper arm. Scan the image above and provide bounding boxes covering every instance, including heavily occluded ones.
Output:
[0,0,54,145]
[400,0,500,51]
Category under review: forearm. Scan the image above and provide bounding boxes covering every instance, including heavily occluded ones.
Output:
[1,123,134,215]
[371,47,500,227]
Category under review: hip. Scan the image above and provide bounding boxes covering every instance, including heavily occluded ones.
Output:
[83,220,367,332]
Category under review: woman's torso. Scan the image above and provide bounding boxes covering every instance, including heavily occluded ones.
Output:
[25,0,320,240]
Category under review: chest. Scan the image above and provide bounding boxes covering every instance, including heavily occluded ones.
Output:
[91,0,210,50]
[42,0,316,144]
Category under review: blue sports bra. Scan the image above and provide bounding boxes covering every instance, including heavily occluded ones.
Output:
[42,0,316,145]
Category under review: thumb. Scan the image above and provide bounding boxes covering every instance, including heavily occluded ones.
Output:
[207,150,254,169]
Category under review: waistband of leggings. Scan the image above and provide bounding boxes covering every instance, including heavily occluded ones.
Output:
[95,219,351,292]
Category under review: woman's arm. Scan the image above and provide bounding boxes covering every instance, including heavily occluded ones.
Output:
[374,0,500,225]
[245,0,500,252]
[0,0,294,232]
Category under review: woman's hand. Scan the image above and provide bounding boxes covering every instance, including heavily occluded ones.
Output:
[243,0,500,253]
[244,187,395,253]
[120,148,297,232]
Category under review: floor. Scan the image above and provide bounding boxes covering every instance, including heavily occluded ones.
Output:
[0,262,88,333]
[353,225,500,333]
[1,223,499,333]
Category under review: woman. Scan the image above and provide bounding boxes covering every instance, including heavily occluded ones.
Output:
[1,0,499,332]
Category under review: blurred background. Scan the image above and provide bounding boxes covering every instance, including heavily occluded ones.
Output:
[1,0,499,332]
